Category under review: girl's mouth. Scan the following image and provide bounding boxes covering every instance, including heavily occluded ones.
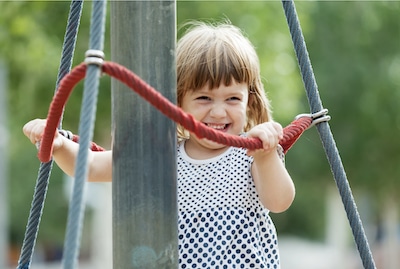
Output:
[205,123,229,131]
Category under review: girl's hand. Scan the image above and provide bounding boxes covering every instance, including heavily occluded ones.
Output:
[23,119,63,151]
[246,122,283,157]
[248,121,294,212]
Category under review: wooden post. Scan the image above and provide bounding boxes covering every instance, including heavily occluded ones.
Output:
[110,1,177,268]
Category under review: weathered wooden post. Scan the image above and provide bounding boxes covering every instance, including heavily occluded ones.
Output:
[110,1,177,268]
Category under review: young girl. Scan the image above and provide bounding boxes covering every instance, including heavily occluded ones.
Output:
[23,22,295,269]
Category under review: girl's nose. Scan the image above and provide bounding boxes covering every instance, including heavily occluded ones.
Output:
[210,104,227,118]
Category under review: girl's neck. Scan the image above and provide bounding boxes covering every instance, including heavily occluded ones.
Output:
[184,139,230,160]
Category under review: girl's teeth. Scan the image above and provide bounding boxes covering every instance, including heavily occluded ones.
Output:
[207,124,226,130]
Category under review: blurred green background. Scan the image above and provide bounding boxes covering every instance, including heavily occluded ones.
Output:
[0,0,399,267]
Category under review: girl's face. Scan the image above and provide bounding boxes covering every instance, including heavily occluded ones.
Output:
[181,81,249,158]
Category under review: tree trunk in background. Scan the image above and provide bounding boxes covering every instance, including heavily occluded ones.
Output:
[89,183,113,268]
[382,198,399,269]
[0,60,9,268]
[326,187,350,249]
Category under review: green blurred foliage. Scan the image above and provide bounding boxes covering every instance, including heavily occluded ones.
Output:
[1,0,399,249]
[280,0,400,238]
[307,1,400,196]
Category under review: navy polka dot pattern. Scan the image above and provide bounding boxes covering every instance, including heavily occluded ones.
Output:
[177,142,281,268]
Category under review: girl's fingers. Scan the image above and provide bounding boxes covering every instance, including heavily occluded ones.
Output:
[23,119,46,144]
[248,122,282,150]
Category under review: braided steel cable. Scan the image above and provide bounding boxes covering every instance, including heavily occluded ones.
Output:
[60,1,107,268]
[16,1,83,268]
[282,1,376,268]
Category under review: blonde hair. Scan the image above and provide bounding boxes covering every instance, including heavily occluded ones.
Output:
[177,21,271,139]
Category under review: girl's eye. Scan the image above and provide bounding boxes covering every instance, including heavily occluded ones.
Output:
[196,96,211,100]
[228,97,241,101]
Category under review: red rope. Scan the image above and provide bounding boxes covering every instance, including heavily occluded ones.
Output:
[38,61,311,163]
[39,64,86,162]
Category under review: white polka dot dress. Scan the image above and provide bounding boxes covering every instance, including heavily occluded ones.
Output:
[177,141,281,269]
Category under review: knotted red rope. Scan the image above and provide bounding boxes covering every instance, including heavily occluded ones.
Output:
[38,61,312,163]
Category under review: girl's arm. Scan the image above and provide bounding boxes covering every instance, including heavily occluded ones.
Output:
[247,122,295,213]
[23,119,112,182]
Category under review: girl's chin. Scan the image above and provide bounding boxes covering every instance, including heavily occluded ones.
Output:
[189,129,241,150]
[188,134,227,150]
[199,138,227,149]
